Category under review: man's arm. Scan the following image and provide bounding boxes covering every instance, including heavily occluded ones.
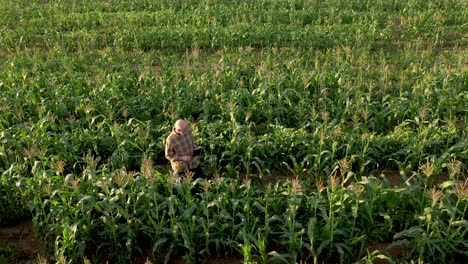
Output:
[165,139,191,162]
[165,139,177,161]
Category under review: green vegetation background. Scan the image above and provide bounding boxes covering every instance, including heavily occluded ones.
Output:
[0,0,466,263]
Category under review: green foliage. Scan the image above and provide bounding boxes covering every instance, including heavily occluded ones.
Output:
[0,0,466,262]
[0,172,30,226]
[15,165,468,263]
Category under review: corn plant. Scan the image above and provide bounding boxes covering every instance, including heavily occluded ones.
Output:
[278,178,305,262]
[1,0,466,263]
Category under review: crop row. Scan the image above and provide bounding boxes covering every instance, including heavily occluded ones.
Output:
[1,0,465,52]
[9,158,465,263]
[1,45,466,174]
[0,0,466,262]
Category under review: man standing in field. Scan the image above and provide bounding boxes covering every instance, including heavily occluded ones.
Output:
[165,119,206,180]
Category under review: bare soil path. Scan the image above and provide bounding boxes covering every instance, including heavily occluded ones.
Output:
[0,219,46,262]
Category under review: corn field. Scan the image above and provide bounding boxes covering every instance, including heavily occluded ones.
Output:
[0,0,467,263]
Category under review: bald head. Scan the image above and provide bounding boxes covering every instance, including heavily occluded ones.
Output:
[174,119,189,135]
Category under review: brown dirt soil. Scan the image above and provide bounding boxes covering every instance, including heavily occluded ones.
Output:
[378,170,450,185]
[169,256,243,264]
[365,242,411,264]
[0,219,47,262]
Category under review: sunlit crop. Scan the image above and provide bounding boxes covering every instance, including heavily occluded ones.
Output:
[1,0,466,263]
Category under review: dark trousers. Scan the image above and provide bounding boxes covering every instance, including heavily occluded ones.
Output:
[178,165,207,196]
[178,165,207,180]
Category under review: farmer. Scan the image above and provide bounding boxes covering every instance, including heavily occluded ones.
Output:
[165,119,206,180]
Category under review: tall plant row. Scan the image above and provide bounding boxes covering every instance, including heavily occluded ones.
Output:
[0,0,467,263]
[19,159,468,263]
